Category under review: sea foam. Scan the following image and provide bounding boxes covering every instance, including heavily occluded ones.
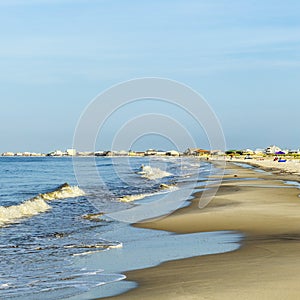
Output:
[39,183,85,201]
[138,165,172,180]
[118,184,177,203]
[0,183,85,227]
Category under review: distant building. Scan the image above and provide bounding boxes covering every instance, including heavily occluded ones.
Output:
[2,152,14,156]
[184,148,210,156]
[66,149,77,156]
[241,149,254,154]
[288,149,300,154]
[145,149,157,156]
[254,148,265,155]
[94,151,105,156]
[166,150,180,156]
[156,151,167,156]
[78,151,94,156]
[195,149,210,156]
[30,152,39,156]
[37,153,46,157]
[184,148,197,155]
[211,150,225,156]
[265,145,282,155]
[116,150,128,156]
[48,150,64,156]
[135,151,145,156]
[104,151,114,157]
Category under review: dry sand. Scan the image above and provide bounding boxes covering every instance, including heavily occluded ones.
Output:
[231,156,300,175]
[104,162,300,300]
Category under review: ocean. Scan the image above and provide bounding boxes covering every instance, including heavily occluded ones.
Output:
[0,156,241,299]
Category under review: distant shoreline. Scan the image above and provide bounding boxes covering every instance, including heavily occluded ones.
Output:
[1,145,299,159]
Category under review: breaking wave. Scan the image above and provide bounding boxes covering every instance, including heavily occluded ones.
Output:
[118,193,151,202]
[0,183,85,227]
[38,183,85,201]
[137,165,173,180]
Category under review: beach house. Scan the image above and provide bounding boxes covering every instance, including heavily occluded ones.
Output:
[66,149,77,156]
[265,145,282,154]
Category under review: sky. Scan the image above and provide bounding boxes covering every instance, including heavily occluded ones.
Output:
[0,0,300,152]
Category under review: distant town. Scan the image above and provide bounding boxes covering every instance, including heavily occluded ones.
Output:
[1,145,300,158]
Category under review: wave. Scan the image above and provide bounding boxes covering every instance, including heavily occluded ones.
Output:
[0,284,9,290]
[137,165,173,180]
[72,242,123,256]
[118,193,152,202]
[64,241,122,250]
[38,183,85,201]
[118,184,177,203]
[0,183,85,227]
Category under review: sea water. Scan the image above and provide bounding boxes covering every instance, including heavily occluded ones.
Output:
[0,156,241,299]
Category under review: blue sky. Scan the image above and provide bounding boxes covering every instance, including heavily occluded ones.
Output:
[0,0,300,152]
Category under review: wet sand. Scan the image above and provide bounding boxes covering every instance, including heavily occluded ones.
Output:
[104,162,300,299]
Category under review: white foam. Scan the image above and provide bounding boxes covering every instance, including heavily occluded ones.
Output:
[0,197,51,227]
[138,165,172,180]
[95,275,127,287]
[73,250,105,256]
[0,184,85,227]
[118,185,177,203]
[119,193,151,202]
[109,243,123,249]
[40,185,85,201]
[72,243,123,256]
[0,284,10,290]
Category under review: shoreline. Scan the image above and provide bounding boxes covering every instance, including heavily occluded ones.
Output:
[102,161,300,299]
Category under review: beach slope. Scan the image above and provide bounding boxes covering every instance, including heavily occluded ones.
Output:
[104,163,300,299]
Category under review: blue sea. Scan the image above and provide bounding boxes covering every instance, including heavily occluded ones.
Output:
[0,156,241,299]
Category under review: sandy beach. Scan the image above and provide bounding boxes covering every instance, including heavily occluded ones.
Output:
[233,157,300,176]
[104,160,300,299]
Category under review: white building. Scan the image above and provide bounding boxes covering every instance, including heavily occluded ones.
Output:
[242,149,254,154]
[156,151,167,156]
[254,148,265,155]
[2,152,14,156]
[265,145,282,154]
[166,150,180,156]
[66,149,77,156]
[117,150,129,156]
[211,150,225,156]
[145,149,157,156]
[49,150,64,156]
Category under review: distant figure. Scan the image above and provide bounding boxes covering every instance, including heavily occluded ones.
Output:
[274,156,278,161]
